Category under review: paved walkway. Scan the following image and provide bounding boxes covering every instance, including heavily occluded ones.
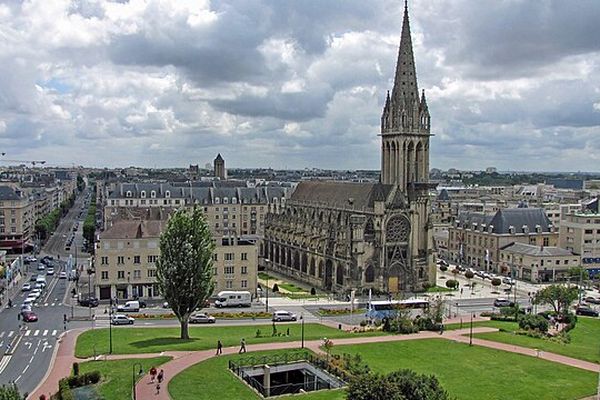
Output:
[30,325,600,400]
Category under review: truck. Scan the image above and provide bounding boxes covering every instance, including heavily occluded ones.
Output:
[214,291,252,308]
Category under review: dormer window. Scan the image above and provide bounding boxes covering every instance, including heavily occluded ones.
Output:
[126,191,132,198]
[151,191,156,198]
[165,191,171,198]
[141,191,146,198]
[232,198,237,204]
[215,197,220,204]
[223,197,229,204]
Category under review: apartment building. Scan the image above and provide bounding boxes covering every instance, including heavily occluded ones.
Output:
[94,220,258,300]
[448,208,558,275]
[559,211,600,278]
[0,186,35,251]
[498,243,579,282]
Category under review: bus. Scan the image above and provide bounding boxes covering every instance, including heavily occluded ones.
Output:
[365,299,429,321]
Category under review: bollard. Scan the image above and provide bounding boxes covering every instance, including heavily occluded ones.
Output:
[338,324,342,330]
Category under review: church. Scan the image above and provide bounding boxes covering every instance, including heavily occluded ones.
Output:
[262,3,436,295]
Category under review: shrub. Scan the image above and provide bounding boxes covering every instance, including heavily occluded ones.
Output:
[347,369,451,400]
[359,320,368,327]
[464,270,474,279]
[491,278,502,287]
[272,283,279,292]
[72,362,79,376]
[310,287,316,295]
[518,314,549,333]
[439,265,448,272]
[445,279,458,290]
[58,379,74,400]
[562,312,577,332]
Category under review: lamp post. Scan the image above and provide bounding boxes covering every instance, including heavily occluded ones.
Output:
[300,313,305,349]
[264,258,270,313]
[109,298,113,354]
[132,362,143,400]
[469,313,474,346]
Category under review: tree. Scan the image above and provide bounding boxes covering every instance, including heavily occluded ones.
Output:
[445,279,458,290]
[156,207,215,339]
[491,278,501,287]
[347,369,450,400]
[533,284,578,315]
[464,270,474,280]
[0,383,24,400]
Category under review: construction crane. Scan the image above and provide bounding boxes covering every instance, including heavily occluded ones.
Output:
[0,153,46,166]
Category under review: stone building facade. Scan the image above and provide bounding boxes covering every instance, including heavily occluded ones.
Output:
[262,4,436,295]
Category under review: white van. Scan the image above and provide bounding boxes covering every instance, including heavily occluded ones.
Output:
[214,291,251,308]
[117,300,140,312]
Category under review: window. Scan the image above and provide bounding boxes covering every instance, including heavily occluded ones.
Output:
[225,253,234,261]
[141,199,146,205]
[133,270,141,279]
[148,255,158,263]
[133,256,140,264]
[212,267,217,275]
[151,191,156,198]
[101,271,108,280]
[117,256,124,264]
[241,253,248,261]
[585,229,593,234]
[213,254,218,261]
[101,257,108,265]
[241,266,247,275]
[224,266,235,274]
[141,191,146,198]
[11,227,15,233]
[126,191,132,198]
[543,237,549,246]
[165,191,170,198]
[147,269,156,278]
[241,280,247,288]
[117,271,125,279]
[226,280,233,289]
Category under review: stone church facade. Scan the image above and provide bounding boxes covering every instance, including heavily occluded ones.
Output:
[262,3,435,294]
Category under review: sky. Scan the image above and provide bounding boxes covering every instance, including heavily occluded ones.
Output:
[0,0,600,171]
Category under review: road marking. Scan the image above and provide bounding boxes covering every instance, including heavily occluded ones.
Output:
[51,303,55,307]
[14,374,21,383]
[44,303,48,307]
[7,332,13,338]
[24,331,31,337]
[33,330,39,336]
[22,365,29,373]
[43,330,48,336]
[0,332,4,338]
[0,356,12,375]
[51,330,57,336]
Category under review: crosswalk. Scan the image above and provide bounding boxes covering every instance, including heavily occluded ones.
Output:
[0,329,58,339]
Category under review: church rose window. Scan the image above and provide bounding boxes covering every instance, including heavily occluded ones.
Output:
[386,215,410,242]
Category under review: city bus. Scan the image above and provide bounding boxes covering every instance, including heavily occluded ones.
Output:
[365,299,429,321]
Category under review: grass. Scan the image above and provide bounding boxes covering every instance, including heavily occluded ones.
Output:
[426,286,454,293]
[335,339,597,400]
[258,272,276,280]
[317,308,366,317]
[444,319,519,331]
[75,323,382,358]
[473,316,600,363]
[278,283,306,293]
[169,349,345,400]
[78,356,171,399]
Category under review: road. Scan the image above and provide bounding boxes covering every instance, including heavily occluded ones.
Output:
[0,190,91,396]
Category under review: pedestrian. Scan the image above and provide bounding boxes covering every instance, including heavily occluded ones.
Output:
[156,383,160,395]
[17,312,20,321]
[157,369,164,384]
[216,340,223,355]
[8,299,12,308]
[439,324,444,335]
[239,338,247,354]
[150,366,157,383]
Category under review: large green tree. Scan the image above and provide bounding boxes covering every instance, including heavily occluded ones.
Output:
[0,383,24,400]
[347,369,451,400]
[533,284,578,315]
[156,207,215,339]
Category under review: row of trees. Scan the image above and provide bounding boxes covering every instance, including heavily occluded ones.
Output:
[34,193,76,241]
[82,187,97,252]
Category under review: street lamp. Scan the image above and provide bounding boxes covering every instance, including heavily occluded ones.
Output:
[300,313,305,349]
[132,362,144,400]
[109,299,113,354]
[469,313,474,346]
[263,258,270,313]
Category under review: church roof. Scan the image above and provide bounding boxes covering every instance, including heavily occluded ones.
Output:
[392,1,419,105]
[290,181,393,209]
[214,153,224,162]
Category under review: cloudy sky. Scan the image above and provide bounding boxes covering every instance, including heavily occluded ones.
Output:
[1,0,599,171]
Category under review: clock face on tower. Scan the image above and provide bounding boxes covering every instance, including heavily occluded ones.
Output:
[386,215,410,243]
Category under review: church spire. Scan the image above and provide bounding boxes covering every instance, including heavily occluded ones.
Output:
[392,1,419,104]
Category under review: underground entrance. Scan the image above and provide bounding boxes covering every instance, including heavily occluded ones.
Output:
[229,352,345,397]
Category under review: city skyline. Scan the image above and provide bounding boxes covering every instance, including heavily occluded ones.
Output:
[1,1,600,171]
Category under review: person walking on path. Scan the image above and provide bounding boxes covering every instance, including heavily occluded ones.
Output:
[239,338,247,354]
[150,366,157,383]
[216,340,223,355]
[155,383,160,395]
[157,369,164,384]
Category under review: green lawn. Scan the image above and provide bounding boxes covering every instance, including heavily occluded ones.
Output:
[335,339,597,400]
[426,286,454,293]
[78,356,171,399]
[473,316,600,363]
[444,319,519,331]
[258,272,276,280]
[169,349,345,400]
[278,283,306,293]
[75,323,381,358]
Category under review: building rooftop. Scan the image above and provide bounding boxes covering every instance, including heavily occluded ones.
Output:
[501,242,573,257]
[291,181,393,209]
[100,220,165,239]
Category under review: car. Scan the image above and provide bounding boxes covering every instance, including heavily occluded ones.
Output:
[584,296,600,305]
[37,264,45,271]
[41,256,53,265]
[22,283,32,291]
[493,298,515,307]
[34,282,45,290]
[46,267,55,275]
[22,311,38,322]
[21,304,32,312]
[272,310,297,322]
[30,275,38,282]
[189,313,216,324]
[24,256,37,263]
[25,295,37,304]
[65,245,71,251]
[28,291,41,300]
[111,314,134,325]
[575,306,599,317]
[502,277,516,285]
[79,297,99,307]
[59,271,67,279]
[31,288,42,296]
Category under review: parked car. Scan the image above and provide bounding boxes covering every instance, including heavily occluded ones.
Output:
[34,282,45,290]
[22,311,38,322]
[59,271,67,279]
[28,291,41,300]
[46,267,55,275]
[117,301,140,312]
[22,283,32,291]
[111,314,134,325]
[37,264,45,271]
[24,256,37,263]
[502,277,516,285]
[493,298,515,307]
[189,313,216,324]
[584,296,600,305]
[79,297,99,307]
[575,306,599,317]
[272,310,297,322]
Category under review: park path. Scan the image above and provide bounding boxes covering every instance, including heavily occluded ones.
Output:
[30,324,600,400]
